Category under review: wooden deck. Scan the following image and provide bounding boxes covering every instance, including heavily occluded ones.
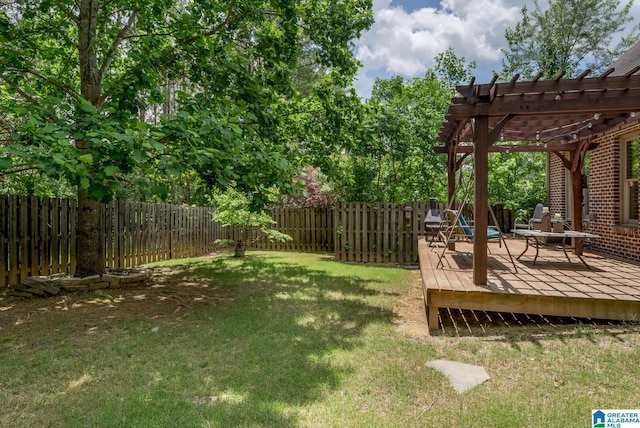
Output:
[418,238,640,332]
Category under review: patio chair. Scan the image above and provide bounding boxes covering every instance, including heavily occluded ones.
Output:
[512,212,530,238]
[424,199,444,247]
[440,209,502,244]
[436,208,518,273]
[528,203,545,229]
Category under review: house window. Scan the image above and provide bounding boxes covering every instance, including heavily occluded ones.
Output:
[621,135,639,225]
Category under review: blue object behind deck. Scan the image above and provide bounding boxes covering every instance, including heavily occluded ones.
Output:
[455,211,501,240]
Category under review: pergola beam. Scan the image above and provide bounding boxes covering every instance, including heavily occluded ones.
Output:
[432,141,598,154]
[439,113,631,146]
[456,73,640,99]
[449,91,640,118]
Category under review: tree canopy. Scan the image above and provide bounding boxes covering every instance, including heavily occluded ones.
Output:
[501,0,640,79]
[1,0,372,202]
[0,0,373,275]
[326,49,474,203]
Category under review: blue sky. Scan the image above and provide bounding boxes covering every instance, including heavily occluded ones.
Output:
[352,0,640,98]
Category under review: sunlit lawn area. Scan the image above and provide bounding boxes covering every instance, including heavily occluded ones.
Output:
[1,251,640,427]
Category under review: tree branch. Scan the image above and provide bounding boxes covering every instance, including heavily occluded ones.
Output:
[3,67,80,101]
[98,11,138,83]
[57,2,80,24]
[182,0,238,45]
[123,30,178,40]
[1,165,38,176]
[0,74,40,105]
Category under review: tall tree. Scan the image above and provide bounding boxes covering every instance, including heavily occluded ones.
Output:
[0,0,373,276]
[488,152,547,212]
[331,72,452,203]
[328,49,474,203]
[434,47,476,87]
[502,0,639,78]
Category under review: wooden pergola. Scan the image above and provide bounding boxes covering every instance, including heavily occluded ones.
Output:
[435,70,640,285]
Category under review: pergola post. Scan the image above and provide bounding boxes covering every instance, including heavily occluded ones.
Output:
[473,116,489,285]
[447,155,456,209]
[446,151,457,250]
[570,151,585,254]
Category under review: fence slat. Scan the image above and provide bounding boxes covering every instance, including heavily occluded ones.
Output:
[69,199,77,275]
[39,197,49,275]
[0,197,7,286]
[50,199,59,274]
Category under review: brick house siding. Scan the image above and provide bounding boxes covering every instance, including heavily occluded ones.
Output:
[550,123,640,261]
[548,153,566,217]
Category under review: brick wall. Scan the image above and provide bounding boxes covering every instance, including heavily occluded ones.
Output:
[584,124,640,261]
[548,153,566,217]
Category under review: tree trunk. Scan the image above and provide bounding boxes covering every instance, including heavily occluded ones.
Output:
[233,225,251,258]
[78,0,100,101]
[75,189,106,277]
[75,0,105,276]
[234,238,245,258]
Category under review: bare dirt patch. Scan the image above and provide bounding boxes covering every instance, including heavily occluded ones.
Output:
[393,271,431,337]
[0,261,241,337]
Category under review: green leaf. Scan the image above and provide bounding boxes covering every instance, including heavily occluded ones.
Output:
[103,165,120,177]
[78,154,93,164]
[0,157,12,170]
[79,101,97,114]
[150,185,168,200]
[26,116,41,127]
[166,167,180,177]
[52,153,65,165]
[88,184,110,201]
[80,177,90,189]
[132,150,146,163]
[45,96,62,105]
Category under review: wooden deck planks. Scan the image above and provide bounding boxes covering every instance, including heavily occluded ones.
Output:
[419,238,640,331]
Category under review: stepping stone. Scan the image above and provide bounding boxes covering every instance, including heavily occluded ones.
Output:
[426,359,490,393]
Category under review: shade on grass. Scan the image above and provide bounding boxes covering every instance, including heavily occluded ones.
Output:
[1,251,639,427]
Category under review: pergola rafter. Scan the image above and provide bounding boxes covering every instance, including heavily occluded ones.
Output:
[435,70,640,285]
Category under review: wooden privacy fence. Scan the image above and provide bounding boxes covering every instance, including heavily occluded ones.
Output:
[247,206,334,253]
[0,198,336,287]
[334,202,429,265]
[0,196,77,287]
[0,196,223,287]
[1,196,517,287]
[103,200,223,267]
[332,202,518,265]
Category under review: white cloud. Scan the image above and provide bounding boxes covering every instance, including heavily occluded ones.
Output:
[353,0,527,97]
[353,0,640,97]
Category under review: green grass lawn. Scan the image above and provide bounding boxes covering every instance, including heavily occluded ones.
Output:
[1,251,639,427]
